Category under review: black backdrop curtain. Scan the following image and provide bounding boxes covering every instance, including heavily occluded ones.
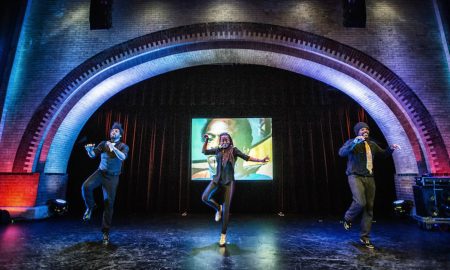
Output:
[67,65,395,217]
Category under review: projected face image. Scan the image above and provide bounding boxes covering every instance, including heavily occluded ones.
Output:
[204,119,250,152]
[204,120,227,147]
[192,118,273,181]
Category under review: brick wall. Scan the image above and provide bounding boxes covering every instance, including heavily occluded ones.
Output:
[395,174,417,202]
[35,173,68,206]
[0,173,39,207]
[1,0,450,210]
[1,1,449,172]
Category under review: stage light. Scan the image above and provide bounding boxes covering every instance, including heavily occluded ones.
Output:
[47,199,68,216]
[392,200,413,217]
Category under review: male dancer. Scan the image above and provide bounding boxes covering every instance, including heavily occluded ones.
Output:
[339,122,400,249]
[202,132,269,246]
[82,122,129,245]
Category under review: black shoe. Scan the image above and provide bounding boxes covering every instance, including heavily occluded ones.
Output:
[102,232,110,246]
[360,238,374,249]
[343,220,352,230]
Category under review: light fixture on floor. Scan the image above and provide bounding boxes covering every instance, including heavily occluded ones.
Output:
[393,200,413,217]
[0,209,12,224]
[47,199,68,216]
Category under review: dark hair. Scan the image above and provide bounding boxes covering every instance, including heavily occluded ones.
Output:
[111,122,124,135]
[219,132,234,146]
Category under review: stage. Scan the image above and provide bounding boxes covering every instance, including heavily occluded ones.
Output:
[1,214,449,269]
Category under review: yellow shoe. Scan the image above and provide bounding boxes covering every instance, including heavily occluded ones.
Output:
[219,233,226,247]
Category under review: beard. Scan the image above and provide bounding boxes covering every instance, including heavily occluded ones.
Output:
[362,132,369,140]
[110,134,120,142]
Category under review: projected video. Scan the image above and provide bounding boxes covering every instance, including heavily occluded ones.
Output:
[191,118,273,181]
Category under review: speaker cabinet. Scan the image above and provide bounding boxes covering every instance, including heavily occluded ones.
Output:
[413,185,450,217]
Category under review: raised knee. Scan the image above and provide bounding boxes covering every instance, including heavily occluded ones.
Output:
[82,183,91,192]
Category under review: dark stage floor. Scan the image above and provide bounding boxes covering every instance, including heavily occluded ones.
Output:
[0,214,449,269]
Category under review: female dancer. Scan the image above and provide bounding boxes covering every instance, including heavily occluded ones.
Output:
[201,132,269,246]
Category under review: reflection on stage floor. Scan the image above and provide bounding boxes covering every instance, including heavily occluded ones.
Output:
[0,214,449,269]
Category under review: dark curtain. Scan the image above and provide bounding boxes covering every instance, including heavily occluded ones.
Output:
[67,65,395,217]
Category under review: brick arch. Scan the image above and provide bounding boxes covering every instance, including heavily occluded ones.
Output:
[13,22,449,177]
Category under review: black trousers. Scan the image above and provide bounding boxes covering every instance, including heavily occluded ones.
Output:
[82,169,119,232]
[202,180,235,234]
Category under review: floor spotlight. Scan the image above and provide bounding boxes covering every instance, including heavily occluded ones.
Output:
[393,200,413,217]
[47,199,68,216]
